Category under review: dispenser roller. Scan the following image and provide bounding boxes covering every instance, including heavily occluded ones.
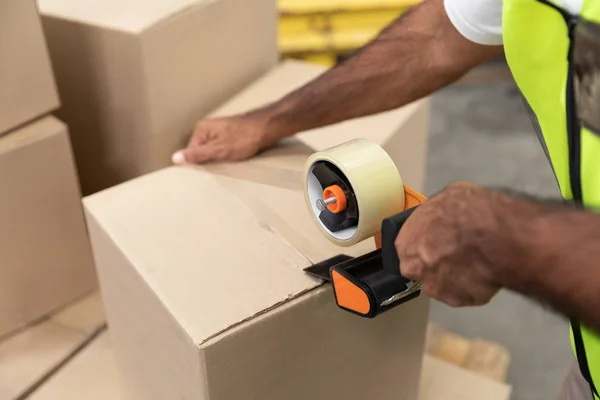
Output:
[303,138,406,247]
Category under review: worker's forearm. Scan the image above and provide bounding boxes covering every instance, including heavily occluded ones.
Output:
[489,195,600,332]
[253,0,502,139]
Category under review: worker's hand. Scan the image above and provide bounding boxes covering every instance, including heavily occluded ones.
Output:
[395,182,514,307]
[172,114,281,165]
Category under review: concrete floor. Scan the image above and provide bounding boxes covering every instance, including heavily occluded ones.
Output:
[425,77,572,400]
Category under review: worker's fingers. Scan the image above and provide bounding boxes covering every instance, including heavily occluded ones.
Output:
[190,125,211,146]
[399,251,427,282]
[171,145,218,165]
[431,270,499,307]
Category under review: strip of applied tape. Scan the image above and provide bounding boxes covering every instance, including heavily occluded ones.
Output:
[201,140,375,265]
[204,162,303,193]
[211,171,334,264]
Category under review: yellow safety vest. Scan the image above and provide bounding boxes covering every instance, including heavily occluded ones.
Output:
[503,0,600,397]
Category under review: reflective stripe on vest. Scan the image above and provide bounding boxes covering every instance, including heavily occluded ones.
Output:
[503,0,600,398]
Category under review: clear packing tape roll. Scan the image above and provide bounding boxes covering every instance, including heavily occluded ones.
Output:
[303,138,405,247]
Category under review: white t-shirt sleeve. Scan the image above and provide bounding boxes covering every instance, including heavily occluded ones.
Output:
[443,0,504,45]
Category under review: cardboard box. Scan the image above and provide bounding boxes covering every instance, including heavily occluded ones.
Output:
[210,59,430,193]
[0,0,59,135]
[38,0,278,195]
[0,116,97,338]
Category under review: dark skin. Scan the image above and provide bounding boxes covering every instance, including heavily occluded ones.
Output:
[398,182,600,332]
[171,0,600,333]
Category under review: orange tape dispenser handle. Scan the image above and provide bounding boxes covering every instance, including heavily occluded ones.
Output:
[330,186,427,318]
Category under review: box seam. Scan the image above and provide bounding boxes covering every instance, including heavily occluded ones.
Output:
[198,284,325,347]
[139,0,217,34]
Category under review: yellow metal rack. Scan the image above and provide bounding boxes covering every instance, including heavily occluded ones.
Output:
[278,0,422,67]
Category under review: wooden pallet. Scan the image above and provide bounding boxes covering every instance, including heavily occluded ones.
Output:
[0,293,106,400]
[425,323,511,383]
[0,293,512,400]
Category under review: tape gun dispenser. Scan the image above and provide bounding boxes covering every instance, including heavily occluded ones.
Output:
[302,138,426,318]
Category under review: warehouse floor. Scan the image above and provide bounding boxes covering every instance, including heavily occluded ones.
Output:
[425,70,572,400]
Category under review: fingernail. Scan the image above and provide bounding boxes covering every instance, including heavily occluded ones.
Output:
[172,151,186,165]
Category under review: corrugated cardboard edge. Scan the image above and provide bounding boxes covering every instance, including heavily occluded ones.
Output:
[190,166,331,346]
[0,116,64,155]
[84,202,326,353]
[200,286,329,348]
[192,159,340,346]
[139,0,217,34]
[39,9,134,36]
[40,0,216,34]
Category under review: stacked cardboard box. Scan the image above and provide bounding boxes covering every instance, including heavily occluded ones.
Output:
[38,0,279,195]
[83,60,431,400]
[0,0,59,134]
[0,0,96,338]
[0,0,279,340]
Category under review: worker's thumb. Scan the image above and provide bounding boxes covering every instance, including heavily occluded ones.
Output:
[171,146,215,165]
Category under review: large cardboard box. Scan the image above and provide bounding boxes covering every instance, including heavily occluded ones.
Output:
[83,61,431,399]
[38,0,278,195]
[0,117,97,338]
[0,0,60,135]
[84,162,429,400]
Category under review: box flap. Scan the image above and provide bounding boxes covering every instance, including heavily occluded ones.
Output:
[83,165,326,345]
[38,0,214,33]
[214,173,375,263]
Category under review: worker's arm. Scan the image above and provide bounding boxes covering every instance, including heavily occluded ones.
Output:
[396,183,600,333]
[173,0,503,164]
[499,198,600,331]
[258,0,501,136]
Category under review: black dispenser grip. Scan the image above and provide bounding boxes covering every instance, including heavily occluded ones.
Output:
[381,206,419,275]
